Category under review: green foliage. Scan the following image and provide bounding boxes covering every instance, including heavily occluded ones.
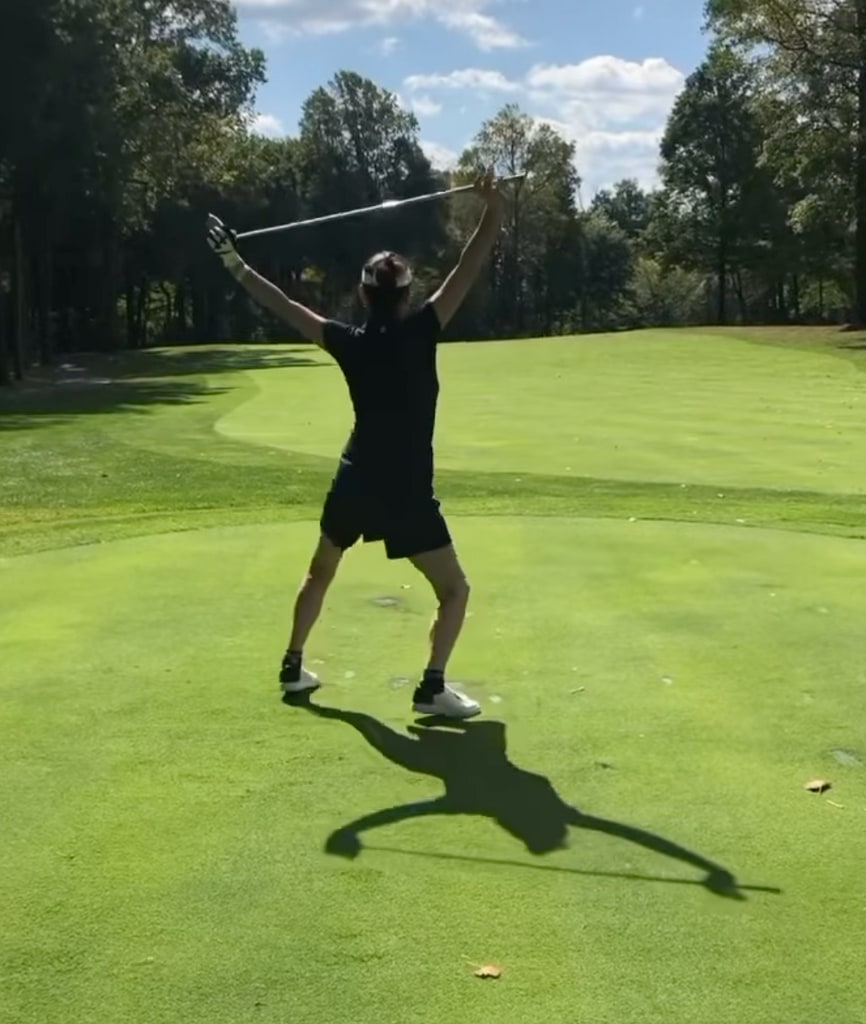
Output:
[3,3,866,380]
[452,105,581,336]
[296,71,444,306]
[626,257,707,327]
[591,180,652,239]
[659,45,770,323]
[706,0,866,322]
[577,212,635,330]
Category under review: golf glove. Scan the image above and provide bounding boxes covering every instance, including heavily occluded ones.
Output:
[207,214,249,281]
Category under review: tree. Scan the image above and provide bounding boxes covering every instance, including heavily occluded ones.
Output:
[576,213,634,329]
[590,180,652,240]
[455,105,581,336]
[659,45,768,323]
[0,0,266,376]
[707,0,866,323]
[626,257,706,326]
[297,71,442,312]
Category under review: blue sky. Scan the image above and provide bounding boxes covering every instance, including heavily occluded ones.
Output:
[234,0,709,198]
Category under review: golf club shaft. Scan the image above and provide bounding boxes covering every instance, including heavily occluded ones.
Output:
[235,173,527,241]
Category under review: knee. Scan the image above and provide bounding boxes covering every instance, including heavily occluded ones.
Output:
[440,574,470,605]
[307,552,340,586]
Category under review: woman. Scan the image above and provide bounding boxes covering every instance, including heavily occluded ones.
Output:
[207,170,505,718]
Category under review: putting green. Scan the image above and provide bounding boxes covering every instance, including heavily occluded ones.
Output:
[3,515,864,1024]
[215,332,866,494]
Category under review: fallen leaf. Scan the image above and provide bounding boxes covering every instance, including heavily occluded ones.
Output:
[804,779,832,793]
[474,965,502,979]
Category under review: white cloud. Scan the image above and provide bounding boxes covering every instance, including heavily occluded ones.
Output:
[251,112,285,137]
[438,9,526,51]
[407,57,683,127]
[572,130,664,194]
[233,0,526,50]
[405,68,520,94]
[420,140,459,170]
[403,56,685,196]
[525,57,684,131]
[526,56,683,96]
[412,95,443,117]
[380,35,399,54]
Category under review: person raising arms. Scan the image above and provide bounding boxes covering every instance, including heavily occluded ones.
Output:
[207,169,506,719]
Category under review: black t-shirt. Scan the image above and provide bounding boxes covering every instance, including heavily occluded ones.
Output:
[321,301,442,496]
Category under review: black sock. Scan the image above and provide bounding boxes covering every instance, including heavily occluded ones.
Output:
[281,649,302,682]
[420,668,445,694]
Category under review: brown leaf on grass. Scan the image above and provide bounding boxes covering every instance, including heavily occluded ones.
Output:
[804,779,832,793]
[474,965,502,979]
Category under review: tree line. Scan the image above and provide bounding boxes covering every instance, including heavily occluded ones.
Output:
[2,0,865,384]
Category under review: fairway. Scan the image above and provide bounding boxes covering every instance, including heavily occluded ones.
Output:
[2,329,866,1024]
[218,330,866,492]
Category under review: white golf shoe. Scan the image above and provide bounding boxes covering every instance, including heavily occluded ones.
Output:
[412,684,481,719]
[280,666,320,695]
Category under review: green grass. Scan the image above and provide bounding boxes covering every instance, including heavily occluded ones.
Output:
[2,327,866,1024]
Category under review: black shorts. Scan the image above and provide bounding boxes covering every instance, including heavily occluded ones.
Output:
[320,463,451,560]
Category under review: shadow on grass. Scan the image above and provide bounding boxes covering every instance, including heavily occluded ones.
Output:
[91,345,323,378]
[0,345,325,428]
[286,694,779,901]
[0,378,230,430]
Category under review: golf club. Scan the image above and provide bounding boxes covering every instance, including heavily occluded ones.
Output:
[234,172,528,241]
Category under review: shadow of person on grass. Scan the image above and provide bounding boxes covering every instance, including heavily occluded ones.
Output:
[286,694,760,901]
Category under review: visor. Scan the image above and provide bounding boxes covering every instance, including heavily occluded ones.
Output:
[361,252,413,288]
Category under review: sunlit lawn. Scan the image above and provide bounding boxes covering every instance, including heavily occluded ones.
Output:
[2,325,865,1023]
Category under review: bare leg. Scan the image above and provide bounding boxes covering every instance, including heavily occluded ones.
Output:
[288,533,343,651]
[410,544,470,673]
[409,545,478,718]
[281,534,343,693]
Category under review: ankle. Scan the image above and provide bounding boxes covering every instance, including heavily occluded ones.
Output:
[280,649,303,682]
[420,667,445,693]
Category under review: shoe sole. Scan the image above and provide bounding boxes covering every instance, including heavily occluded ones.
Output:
[281,679,321,695]
[412,701,482,719]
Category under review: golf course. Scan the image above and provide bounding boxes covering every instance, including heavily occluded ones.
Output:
[2,326,865,1024]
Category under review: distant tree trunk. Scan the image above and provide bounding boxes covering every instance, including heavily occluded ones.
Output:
[190,275,208,343]
[175,281,187,338]
[159,282,172,337]
[716,235,728,325]
[11,215,26,380]
[791,274,800,320]
[36,226,53,365]
[137,281,148,346]
[57,304,72,354]
[503,191,521,336]
[125,279,138,347]
[0,284,9,385]
[734,270,746,322]
[100,228,122,350]
[856,3,866,324]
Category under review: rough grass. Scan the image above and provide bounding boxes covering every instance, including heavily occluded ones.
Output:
[2,326,866,1024]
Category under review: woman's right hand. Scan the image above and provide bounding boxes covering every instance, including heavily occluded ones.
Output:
[474,166,505,212]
